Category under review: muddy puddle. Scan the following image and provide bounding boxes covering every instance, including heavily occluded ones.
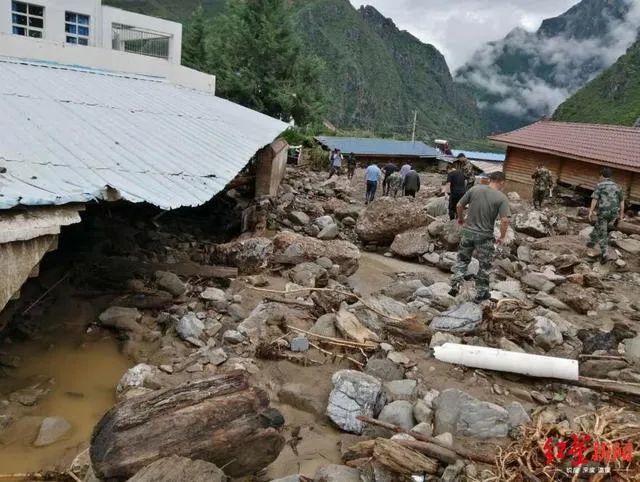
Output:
[0,291,131,474]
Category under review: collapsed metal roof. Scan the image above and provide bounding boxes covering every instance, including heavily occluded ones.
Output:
[0,57,288,210]
[451,150,505,163]
[316,136,439,158]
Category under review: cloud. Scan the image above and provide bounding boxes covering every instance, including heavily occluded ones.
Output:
[457,0,640,122]
[349,0,577,69]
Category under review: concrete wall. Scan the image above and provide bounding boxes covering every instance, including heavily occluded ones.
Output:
[1,0,181,63]
[255,139,289,197]
[0,33,216,93]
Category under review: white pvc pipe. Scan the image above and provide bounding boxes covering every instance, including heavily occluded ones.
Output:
[433,343,579,381]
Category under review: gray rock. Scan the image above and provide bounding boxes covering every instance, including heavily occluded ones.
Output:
[271,476,302,482]
[430,303,483,334]
[288,262,329,288]
[311,314,338,338]
[387,351,411,365]
[155,271,187,297]
[415,282,456,309]
[356,197,432,244]
[98,306,142,332]
[128,455,225,482]
[176,313,204,340]
[349,296,410,333]
[200,287,227,303]
[335,204,363,220]
[413,400,433,425]
[390,227,432,258]
[498,337,525,353]
[437,252,458,272]
[433,389,510,438]
[534,292,570,311]
[615,238,640,255]
[514,211,550,238]
[318,224,339,240]
[365,359,404,382]
[222,330,244,345]
[493,280,527,301]
[434,432,454,448]
[382,279,426,301]
[227,304,248,322]
[580,359,628,378]
[290,336,310,352]
[533,316,563,350]
[411,422,433,438]
[279,383,324,416]
[315,215,335,231]
[429,332,462,348]
[316,256,334,269]
[506,402,531,427]
[423,252,441,265]
[517,245,531,263]
[326,370,385,434]
[427,219,447,237]
[33,416,72,447]
[521,273,555,293]
[378,400,415,431]
[623,335,640,363]
[289,211,310,226]
[384,380,417,401]
[439,221,463,249]
[314,465,361,482]
[116,363,162,395]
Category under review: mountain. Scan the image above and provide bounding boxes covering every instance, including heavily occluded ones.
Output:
[104,0,485,142]
[554,37,640,126]
[457,0,640,134]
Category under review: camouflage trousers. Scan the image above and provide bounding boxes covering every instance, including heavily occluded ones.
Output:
[533,188,546,209]
[589,213,616,253]
[451,229,495,297]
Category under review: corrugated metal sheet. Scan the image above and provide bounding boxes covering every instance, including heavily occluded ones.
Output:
[0,57,288,210]
[316,136,438,158]
[451,150,505,162]
[470,160,504,174]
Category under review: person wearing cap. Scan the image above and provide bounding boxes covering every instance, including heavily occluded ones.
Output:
[588,167,625,262]
[443,161,467,220]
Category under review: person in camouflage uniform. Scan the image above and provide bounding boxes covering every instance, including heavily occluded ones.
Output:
[457,153,475,190]
[387,171,403,198]
[449,172,511,303]
[531,164,553,209]
[588,168,625,261]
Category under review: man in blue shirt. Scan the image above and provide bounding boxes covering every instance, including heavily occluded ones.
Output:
[365,163,383,205]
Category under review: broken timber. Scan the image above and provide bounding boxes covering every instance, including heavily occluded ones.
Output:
[90,371,285,479]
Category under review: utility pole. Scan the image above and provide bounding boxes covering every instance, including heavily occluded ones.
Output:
[411,110,418,142]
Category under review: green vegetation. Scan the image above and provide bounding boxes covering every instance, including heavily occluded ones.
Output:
[208,0,325,126]
[106,0,485,143]
[181,6,207,72]
[554,39,640,126]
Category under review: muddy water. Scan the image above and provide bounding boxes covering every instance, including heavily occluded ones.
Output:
[350,251,445,296]
[0,337,131,473]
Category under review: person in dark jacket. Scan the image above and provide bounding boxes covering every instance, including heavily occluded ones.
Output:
[402,169,421,198]
[444,162,468,220]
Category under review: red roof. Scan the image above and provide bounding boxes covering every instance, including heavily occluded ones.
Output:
[489,121,640,172]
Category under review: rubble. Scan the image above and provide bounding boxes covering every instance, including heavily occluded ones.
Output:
[356,197,431,244]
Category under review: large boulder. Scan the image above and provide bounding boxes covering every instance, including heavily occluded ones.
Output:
[210,237,274,274]
[99,307,142,333]
[438,221,463,250]
[273,232,360,276]
[514,211,550,238]
[615,238,640,255]
[287,262,329,288]
[128,456,226,482]
[326,370,385,434]
[33,416,72,447]
[425,197,448,217]
[356,197,430,244]
[390,227,432,258]
[433,389,510,439]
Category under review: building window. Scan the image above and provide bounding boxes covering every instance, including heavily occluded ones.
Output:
[65,12,90,45]
[11,1,44,38]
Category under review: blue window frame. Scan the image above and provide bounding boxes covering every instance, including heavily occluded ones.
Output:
[65,12,90,45]
[11,2,43,38]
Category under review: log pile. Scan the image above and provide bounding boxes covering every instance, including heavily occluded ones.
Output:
[90,371,285,479]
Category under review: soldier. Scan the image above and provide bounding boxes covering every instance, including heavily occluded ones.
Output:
[588,168,625,262]
[531,164,553,209]
[449,171,511,303]
[457,153,475,190]
[346,153,356,180]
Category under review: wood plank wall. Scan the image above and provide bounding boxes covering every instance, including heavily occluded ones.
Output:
[504,147,640,204]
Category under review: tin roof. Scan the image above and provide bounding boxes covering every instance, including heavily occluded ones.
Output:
[316,136,439,158]
[451,150,505,163]
[0,57,288,210]
[489,120,640,172]
[470,160,504,174]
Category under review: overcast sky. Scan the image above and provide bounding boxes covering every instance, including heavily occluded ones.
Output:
[349,0,579,70]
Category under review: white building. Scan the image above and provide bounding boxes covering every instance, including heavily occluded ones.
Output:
[1,0,182,62]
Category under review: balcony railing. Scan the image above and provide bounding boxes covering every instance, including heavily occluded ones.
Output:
[111,23,170,60]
